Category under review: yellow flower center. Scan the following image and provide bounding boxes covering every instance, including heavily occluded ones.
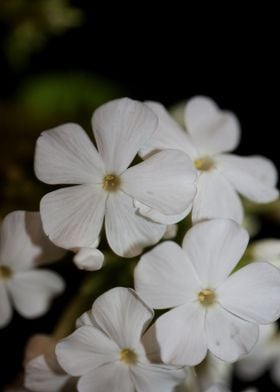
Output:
[0,265,12,280]
[194,157,215,171]
[119,348,137,365]
[102,174,120,192]
[198,289,216,307]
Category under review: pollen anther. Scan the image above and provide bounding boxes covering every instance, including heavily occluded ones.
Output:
[102,174,120,192]
[120,348,137,365]
[198,289,216,307]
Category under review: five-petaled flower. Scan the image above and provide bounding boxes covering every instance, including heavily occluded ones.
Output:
[35,98,197,259]
[56,287,185,392]
[140,96,279,224]
[135,219,280,365]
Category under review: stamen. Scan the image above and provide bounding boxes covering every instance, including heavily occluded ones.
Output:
[102,174,120,192]
[198,289,216,307]
[119,348,137,365]
[0,265,12,280]
[194,157,215,171]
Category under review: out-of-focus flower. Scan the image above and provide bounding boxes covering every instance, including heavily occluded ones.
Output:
[35,98,197,259]
[163,224,178,240]
[0,211,65,328]
[24,334,76,392]
[140,97,279,224]
[249,239,280,268]
[56,287,186,392]
[135,219,280,365]
[236,323,280,387]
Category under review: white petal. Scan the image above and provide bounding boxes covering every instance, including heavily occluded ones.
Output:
[76,310,96,328]
[185,96,240,155]
[154,302,207,366]
[8,270,64,318]
[91,287,153,348]
[25,355,72,392]
[140,101,197,159]
[192,170,244,224]
[182,219,249,288]
[122,149,197,217]
[134,241,200,309]
[92,98,158,173]
[250,239,280,268]
[77,362,134,392]
[0,282,12,328]
[73,247,104,271]
[56,326,119,376]
[218,262,280,324]
[35,123,104,184]
[217,154,279,203]
[206,305,259,362]
[131,362,186,392]
[40,185,106,249]
[0,211,65,271]
[105,191,165,257]
[134,200,191,225]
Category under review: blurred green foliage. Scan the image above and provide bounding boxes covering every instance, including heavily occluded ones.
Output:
[0,0,83,67]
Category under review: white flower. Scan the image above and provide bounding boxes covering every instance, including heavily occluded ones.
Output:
[249,239,280,268]
[56,287,186,392]
[236,323,280,387]
[35,97,197,259]
[24,334,76,392]
[140,97,279,224]
[0,211,65,328]
[134,219,280,365]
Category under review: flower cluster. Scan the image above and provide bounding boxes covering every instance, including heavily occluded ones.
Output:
[1,96,279,391]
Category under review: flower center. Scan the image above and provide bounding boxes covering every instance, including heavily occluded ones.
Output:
[119,348,137,366]
[102,174,120,192]
[198,289,216,307]
[0,265,12,280]
[194,157,215,171]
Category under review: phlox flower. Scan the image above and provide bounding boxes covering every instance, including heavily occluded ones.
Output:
[140,96,279,224]
[0,211,65,328]
[56,287,186,392]
[134,219,280,365]
[35,98,197,260]
[249,239,280,269]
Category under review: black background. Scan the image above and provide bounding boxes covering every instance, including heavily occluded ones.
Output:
[0,2,279,390]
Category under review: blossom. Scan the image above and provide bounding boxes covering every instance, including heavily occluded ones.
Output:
[35,98,197,259]
[73,238,104,271]
[24,335,76,392]
[134,219,280,365]
[0,211,65,328]
[236,323,280,387]
[56,287,186,392]
[249,239,280,268]
[140,97,279,224]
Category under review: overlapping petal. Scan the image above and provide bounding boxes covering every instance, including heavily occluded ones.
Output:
[91,287,154,349]
[92,98,158,173]
[140,101,197,159]
[77,362,133,392]
[154,302,207,366]
[105,191,165,257]
[56,326,119,376]
[134,241,200,309]
[185,96,240,155]
[192,170,244,224]
[182,219,249,288]
[122,149,197,217]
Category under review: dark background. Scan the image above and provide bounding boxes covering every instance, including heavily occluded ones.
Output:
[0,2,279,390]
